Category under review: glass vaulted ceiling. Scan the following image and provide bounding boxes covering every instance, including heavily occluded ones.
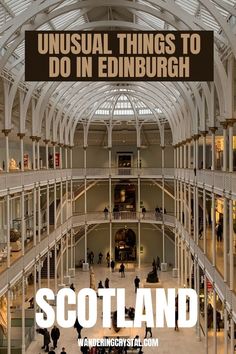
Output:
[0,0,236,123]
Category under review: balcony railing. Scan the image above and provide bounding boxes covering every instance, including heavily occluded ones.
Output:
[72,211,176,226]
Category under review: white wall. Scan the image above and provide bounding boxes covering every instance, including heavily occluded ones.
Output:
[72,144,174,169]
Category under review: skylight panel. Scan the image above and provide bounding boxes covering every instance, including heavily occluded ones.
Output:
[175,0,199,15]
[51,10,81,29]
[0,4,12,27]
[5,0,32,16]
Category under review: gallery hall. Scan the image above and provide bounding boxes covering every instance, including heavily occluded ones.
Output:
[0,0,236,353]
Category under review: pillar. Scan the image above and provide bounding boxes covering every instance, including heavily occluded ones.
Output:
[36,137,40,169]
[21,189,25,256]
[30,136,37,170]
[54,242,58,292]
[209,127,217,170]
[212,193,216,266]
[17,133,25,172]
[204,272,208,354]
[65,145,68,169]
[7,287,11,354]
[229,198,234,290]
[200,131,208,170]
[223,301,228,354]
[223,196,227,282]
[228,119,236,172]
[6,193,10,268]
[220,122,228,172]
[52,142,56,169]
[69,146,73,169]
[21,274,25,353]
[2,129,11,172]
[44,139,50,170]
[37,185,41,243]
[188,139,191,168]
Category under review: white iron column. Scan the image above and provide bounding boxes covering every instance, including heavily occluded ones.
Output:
[6,193,10,268]
[201,131,207,170]
[228,120,235,172]
[209,127,217,170]
[36,137,40,169]
[223,196,228,282]
[221,122,228,171]
[2,129,11,172]
[38,185,41,243]
[18,133,25,171]
[21,189,25,257]
[229,198,234,290]
[21,273,25,354]
[7,287,11,354]
[162,146,166,265]
[44,139,50,170]
[54,181,57,230]
[212,193,216,266]
[204,272,208,354]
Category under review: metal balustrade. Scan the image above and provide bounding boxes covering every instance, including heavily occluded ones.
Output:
[1,167,236,197]
[176,220,236,321]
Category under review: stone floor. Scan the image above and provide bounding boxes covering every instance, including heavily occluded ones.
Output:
[26,263,230,354]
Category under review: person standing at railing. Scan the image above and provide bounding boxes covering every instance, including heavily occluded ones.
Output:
[142,207,146,219]
[103,206,109,220]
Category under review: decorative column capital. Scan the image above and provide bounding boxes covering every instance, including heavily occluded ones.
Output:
[208,126,218,134]
[2,129,11,136]
[30,135,37,141]
[161,145,165,150]
[186,138,192,143]
[68,145,73,150]
[17,133,25,139]
[227,118,236,127]
[43,139,50,144]
[35,137,41,143]
[193,134,201,141]
[200,130,208,137]
[51,141,57,146]
[220,121,228,129]
[58,143,64,147]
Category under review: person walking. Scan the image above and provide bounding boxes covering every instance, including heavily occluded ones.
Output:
[106,252,110,267]
[74,318,83,339]
[105,277,109,288]
[97,252,103,264]
[44,328,51,352]
[51,325,60,349]
[90,251,94,264]
[110,259,115,272]
[216,222,223,242]
[80,337,89,354]
[119,263,125,277]
[134,276,140,293]
[175,295,179,331]
[60,348,67,354]
[144,324,152,338]
[37,328,51,352]
[70,283,75,291]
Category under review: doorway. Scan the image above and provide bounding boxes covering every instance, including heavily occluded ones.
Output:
[115,226,136,262]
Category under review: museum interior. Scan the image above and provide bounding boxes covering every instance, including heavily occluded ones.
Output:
[0,0,236,353]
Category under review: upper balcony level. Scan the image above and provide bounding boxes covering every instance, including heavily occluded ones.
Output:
[1,167,236,198]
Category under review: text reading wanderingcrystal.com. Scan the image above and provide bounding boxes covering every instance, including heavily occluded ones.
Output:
[77,338,159,348]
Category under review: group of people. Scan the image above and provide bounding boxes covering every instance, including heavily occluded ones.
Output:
[37,326,67,353]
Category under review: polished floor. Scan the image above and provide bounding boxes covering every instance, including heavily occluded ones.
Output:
[26,264,229,354]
